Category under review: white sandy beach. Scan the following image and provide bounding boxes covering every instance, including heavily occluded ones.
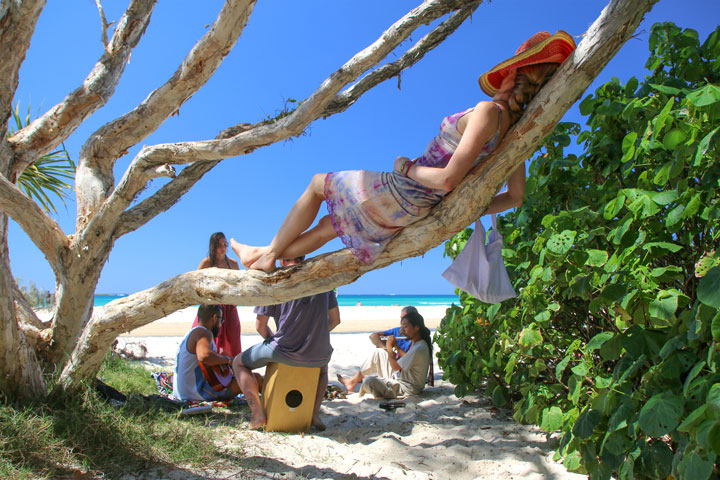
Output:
[120,305,451,337]
[112,304,584,480]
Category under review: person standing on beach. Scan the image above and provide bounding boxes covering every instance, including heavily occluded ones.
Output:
[232,255,341,430]
[231,31,576,272]
[368,305,417,355]
[173,304,243,402]
[337,310,432,399]
[193,232,242,357]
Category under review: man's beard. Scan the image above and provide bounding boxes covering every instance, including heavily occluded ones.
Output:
[211,323,220,337]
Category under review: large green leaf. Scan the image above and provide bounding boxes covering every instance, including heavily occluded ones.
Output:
[585,249,609,267]
[697,267,720,308]
[663,127,688,149]
[546,230,576,255]
[687,84,720,106]
[519,323,543,347]
[707,383,720,418]
[694,126,719,165]
[541,406,563,432]
[677,450,714,480]
[587,332,614,351]
[573,408,602,439]
[638,393,684,436]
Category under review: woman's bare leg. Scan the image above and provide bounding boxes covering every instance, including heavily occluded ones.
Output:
[276,215,337,259]
[233,173,330,271]
[230,242,267,268]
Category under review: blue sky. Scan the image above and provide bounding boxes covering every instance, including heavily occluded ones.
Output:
[9,0,719,296]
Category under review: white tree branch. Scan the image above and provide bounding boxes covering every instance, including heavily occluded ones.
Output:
[7,0,157,175]
[0,0,45,131]
[74,0,257,227]
[0,176,68,273]
[116,160,219,237]
[93,0,480,243]
[95,0,111,48]
[323,2,478,117]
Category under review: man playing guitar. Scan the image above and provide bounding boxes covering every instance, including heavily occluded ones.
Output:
[173,304,251,401]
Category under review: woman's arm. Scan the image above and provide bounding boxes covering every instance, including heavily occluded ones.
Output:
[405,101,501,191]
[485,162,526,214]
[197,257,211,270]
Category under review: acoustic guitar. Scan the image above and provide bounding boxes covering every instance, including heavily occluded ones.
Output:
[199,362,234,392]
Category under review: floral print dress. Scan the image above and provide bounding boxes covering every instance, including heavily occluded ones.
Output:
[325,105,503,264]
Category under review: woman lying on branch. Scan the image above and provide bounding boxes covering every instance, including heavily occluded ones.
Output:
[233,31,576,272]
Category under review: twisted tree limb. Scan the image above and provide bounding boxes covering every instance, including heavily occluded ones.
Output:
[7,0,157,175]
[113,1,480,238]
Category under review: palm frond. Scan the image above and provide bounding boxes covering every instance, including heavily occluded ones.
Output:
[8,103,76,214]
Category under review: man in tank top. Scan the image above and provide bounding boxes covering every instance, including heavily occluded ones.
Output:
[173,304,242,402]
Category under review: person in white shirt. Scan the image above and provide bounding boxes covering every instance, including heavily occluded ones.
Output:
[337,310,432,398]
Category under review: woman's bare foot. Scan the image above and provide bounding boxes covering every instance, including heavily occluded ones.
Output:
[230,239,265,269]
[249,252,278,272]
[336,373,359,392]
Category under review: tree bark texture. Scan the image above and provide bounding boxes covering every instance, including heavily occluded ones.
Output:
[0,214,46,401]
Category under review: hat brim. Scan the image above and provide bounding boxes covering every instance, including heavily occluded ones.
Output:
[478,31,576,96]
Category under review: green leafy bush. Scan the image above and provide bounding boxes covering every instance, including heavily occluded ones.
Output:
[436,23,720,480]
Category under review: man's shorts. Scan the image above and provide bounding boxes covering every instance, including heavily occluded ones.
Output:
[241,340,328,372]
[196,378,235,401]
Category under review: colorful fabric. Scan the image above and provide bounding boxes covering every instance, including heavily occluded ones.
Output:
[151,372,174,396]
[325,107,502,264]
[152,371,246,408]
[191,304,242,357]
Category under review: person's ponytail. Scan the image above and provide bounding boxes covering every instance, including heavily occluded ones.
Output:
[507,63,559,124]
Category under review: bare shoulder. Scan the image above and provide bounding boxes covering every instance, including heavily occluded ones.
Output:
[188,326,211,352]
[472,100,501,119]
[228,258,240,270]
[198,257,211,269]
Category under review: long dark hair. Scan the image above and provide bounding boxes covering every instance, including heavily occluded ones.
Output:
[208,232,228,267]
[403,311,433,357]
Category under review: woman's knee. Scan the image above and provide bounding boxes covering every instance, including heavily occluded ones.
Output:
[308,173,327,197]
[317,216,337,241]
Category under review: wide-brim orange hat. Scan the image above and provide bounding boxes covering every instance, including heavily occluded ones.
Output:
[478,30,576,96]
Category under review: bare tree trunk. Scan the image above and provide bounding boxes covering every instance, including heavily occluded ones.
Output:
[0,213,46,402]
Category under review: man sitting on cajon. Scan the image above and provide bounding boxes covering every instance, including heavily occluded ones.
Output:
[232,255,341,430]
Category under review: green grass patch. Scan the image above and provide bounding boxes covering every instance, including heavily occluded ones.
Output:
[0,355,234,479]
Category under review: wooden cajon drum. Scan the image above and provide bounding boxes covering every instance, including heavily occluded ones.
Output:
[262,362,320,433]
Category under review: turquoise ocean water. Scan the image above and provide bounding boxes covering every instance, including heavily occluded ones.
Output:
[93,293,458,308]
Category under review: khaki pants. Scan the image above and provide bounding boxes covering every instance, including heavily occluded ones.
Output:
[358,349,401,399]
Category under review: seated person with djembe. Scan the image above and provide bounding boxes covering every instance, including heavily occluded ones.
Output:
[173,304,260,402]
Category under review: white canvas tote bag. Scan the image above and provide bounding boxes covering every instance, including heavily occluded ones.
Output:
[442,214,517,304]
